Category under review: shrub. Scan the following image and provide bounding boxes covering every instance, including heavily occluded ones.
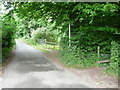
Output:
[2,14,16,62]
[60,44,99,68]
[105,41,120,76]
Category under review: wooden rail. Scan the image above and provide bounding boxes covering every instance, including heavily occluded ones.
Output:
[97,60,110,64]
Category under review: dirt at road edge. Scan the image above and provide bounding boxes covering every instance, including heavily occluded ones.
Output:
[42,49,118,88]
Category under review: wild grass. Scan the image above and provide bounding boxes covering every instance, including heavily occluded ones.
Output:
[18,38,60,52]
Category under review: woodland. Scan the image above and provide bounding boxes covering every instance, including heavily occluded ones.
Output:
[1,2,120,76]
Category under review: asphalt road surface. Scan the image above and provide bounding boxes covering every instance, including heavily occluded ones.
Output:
[2,40,91,88]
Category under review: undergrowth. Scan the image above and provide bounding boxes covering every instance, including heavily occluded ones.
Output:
[60,42,119,77]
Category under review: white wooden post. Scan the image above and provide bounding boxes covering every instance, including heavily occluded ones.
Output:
[44,39,46,46]
[97,46,100,58]
[69,23,71,46]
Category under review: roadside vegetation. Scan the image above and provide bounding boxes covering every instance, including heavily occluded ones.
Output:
[19,38,59,52]
[1,2,120,77]
[2,13,16,64]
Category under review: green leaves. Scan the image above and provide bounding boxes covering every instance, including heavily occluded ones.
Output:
[2,14,16,62]
[4,2,119,75]
[111,41,120,62]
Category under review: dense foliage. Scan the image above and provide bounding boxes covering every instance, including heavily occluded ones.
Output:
[14,2,120,75]
[15,15,60,43]
[2,2,120,75]
[2,14,16,62]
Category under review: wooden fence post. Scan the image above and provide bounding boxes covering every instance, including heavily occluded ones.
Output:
[97,46,100,58]
[69,23,71,47]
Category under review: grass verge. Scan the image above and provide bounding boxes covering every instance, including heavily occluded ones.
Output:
[18,38,60,53]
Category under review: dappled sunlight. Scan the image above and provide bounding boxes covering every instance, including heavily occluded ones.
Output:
[2,40,91,88]
[1,2,119,88]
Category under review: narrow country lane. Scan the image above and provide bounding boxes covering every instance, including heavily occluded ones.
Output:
[2,40,91,88]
